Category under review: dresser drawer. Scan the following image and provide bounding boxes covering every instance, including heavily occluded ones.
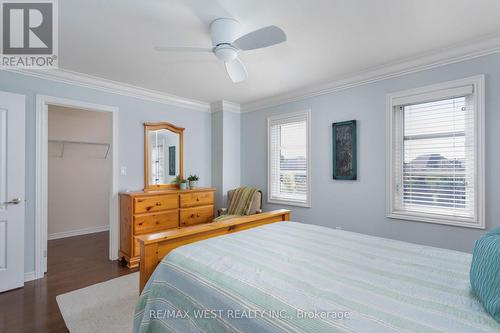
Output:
[134,194,178,214]
[180,191,214,208]
[134,210,179,235]
[180,206,214,226]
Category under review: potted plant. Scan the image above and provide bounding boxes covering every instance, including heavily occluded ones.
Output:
[187,174,199,189]
[179,179,188,190]
[172,175,188,190]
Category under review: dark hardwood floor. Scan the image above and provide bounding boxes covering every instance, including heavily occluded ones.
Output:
[0,232,137,333]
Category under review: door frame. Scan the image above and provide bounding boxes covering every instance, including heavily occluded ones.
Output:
[35,95,119,279]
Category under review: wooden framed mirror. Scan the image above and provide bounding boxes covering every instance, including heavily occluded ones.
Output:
[144,122,184,190]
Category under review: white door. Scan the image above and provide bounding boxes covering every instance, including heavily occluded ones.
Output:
[0,91,25,292]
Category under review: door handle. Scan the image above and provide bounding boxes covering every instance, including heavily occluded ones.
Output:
[4,198,21,205]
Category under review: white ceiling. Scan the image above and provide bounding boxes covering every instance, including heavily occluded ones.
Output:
[59,0,500,105]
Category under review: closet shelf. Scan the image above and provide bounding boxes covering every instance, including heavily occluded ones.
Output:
[48,140,111,159]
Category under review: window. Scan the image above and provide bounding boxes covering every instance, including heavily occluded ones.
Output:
[387,76,484,228]
[268,110,311,207]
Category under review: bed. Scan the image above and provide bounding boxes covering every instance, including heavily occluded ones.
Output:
[134,221,500,333]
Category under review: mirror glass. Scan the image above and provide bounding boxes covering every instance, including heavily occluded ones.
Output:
[148,129,180,186]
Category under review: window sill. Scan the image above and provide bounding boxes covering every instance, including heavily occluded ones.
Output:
[387,211,484,229]
[268,198,311,208]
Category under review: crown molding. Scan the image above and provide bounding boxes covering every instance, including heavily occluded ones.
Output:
[242,33,500,113]
[2,68,211,112]
[210,100,241,113]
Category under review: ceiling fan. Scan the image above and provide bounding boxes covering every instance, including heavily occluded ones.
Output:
[155,18,287,83]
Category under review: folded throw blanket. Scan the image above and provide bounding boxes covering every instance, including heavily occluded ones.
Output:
[214,187,260,221]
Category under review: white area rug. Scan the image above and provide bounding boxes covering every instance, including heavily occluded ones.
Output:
[56,272,139,333]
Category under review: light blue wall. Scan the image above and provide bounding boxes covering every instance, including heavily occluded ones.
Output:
[211,111,224,209]
[211,110,241,210]
[222,111,241,205]
[241,53,500,253]
[0,71,212,273]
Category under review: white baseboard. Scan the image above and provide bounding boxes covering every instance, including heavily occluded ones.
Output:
[48,225,109,240]
[24,271,37,282]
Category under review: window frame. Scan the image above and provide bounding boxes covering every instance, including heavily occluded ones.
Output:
[386,76,485,229]
[267,110,311,208]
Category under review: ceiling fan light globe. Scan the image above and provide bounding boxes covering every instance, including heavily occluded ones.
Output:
[214,46,237,62]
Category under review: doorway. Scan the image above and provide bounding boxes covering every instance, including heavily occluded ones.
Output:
[47,106,112,242]
[35,96,119,279]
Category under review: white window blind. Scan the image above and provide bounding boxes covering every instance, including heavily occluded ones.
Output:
[387,77,484,228]
[397,96,475,217]
[268,111,310,206]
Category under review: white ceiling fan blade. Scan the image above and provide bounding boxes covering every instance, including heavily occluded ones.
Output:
[155,46,212,53]
[232,25,286,51]
[225,57,247,83]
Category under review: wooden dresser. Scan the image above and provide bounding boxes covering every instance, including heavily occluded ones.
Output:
[119,188,216,268]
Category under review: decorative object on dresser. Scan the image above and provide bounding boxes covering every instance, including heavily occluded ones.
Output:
[119,188,216,268]
[169,172,189,191]
[179,178,188,190]
[187,174,199,189]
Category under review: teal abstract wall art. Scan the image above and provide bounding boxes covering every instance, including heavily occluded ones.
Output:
[332,120,357,180]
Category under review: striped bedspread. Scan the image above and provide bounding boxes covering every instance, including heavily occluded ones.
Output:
[134,222,500,333]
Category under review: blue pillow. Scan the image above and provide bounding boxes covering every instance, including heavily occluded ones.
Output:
[470,227,500,323]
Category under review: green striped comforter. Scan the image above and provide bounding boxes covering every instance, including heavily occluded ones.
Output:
[134,222,500,333]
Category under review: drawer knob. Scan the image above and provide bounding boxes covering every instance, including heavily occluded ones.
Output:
[156,202,161,206]
[155,221,159,225]
[190,214,195,218]
[196,198,200,201]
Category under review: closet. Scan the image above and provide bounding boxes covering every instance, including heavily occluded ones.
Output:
[47,106,112,240]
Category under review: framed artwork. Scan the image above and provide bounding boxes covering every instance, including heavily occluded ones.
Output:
[168,146,176,176]
[332,120,357,180]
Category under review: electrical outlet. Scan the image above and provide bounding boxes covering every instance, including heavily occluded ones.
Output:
[120,166,127,176]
